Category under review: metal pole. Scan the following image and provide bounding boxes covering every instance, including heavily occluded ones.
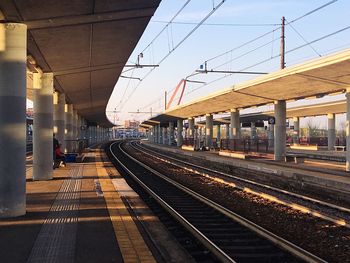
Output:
[280,16,285,69]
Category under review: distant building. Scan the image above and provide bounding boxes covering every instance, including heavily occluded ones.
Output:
[124,120,140,129]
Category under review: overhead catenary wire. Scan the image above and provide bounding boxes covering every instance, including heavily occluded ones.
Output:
[186,23,350,97]
[140,0,192,55]
[204,0,338,64]
[287,0,338,24]
[135,0,339,117]
[285,18,322,57]
[118,0,226,111]
[151,20,279,27]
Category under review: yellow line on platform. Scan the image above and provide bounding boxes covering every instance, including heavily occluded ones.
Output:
[95,151,155,263]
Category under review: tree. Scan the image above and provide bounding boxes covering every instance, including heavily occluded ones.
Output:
[305,119,320,137]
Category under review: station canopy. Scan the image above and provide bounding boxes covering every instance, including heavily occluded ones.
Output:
[147,48,350,125]
[0,0,161,127]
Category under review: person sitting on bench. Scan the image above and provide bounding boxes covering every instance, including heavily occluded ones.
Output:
[55,144,66,168]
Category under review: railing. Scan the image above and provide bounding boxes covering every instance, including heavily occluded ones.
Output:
[183,138,219,150]
[220,138,273,153]
[298,137,346,146]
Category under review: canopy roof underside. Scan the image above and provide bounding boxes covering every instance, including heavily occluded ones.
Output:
[1,0,161,127]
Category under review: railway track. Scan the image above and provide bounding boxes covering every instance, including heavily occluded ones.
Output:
[133,141,350,228]
[109,140,325,263]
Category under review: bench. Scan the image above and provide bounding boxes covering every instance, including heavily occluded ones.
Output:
[285,154,306,164]
[334,146,346,151]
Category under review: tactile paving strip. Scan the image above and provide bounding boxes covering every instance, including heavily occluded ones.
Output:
[27,165,83,263]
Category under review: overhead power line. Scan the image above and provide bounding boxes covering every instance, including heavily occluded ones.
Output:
[136,0,339,115]
[151,20,279,27]
[118,0,226,111]
[204,0,338,64]
[285,19,322,57]
[287,0,338,24]
[186,23,350,97]
[140,0,192,55]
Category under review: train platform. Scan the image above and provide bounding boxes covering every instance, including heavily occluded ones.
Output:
[0,146,190,263]
[143,142,350,201]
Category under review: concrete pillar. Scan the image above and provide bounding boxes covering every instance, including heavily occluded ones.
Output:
[65,104,73,152]
[177,119,183,147]
[225,124,229,139]
[327,113,336,151]
[188,118,195,139]
[54,92,66,151]
[77,114,81,140]
[93,126,97,144]
[33,73,54,181]
[153,126,157,143]
[205,114,213,148]
[168,122,174,145]
[152,126,156,143]
[0,23,27,217]
[162,127,167,144]
[230,109,240,139]
[268,124,274,148]
[251,122,257,140]
[88,126,92,144]
[274,100,286,161]
[73,110,78,140]
[292,117,299,144]
[216,124,221,147]
[155,125,159,143]
[345,92,350,169]
[158,126,162,143]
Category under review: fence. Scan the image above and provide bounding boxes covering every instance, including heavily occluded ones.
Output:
[220,138,273,153]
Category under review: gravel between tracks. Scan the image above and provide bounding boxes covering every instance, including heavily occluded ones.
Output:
[126,143,350,262]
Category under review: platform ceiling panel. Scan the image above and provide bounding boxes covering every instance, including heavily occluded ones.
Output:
[284,100,347,118]
[0,0,161,127]
[162,49,350,120]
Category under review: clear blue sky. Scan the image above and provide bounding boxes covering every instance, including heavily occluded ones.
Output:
[107,1,350,127]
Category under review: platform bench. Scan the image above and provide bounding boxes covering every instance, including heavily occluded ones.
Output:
[285,154,305,164]
[334,146,346,151]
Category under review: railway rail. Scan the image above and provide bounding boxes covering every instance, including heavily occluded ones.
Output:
[109,140,325,263]
[132,141,350,228]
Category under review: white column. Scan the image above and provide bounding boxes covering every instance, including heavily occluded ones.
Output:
[152,126,156,143]
[73,110,78,140]
[216,124,221,147]
[346,90,350,171]
[268,124,274,147]
[274,100,286,161]
[168,122,174,145]
[0,23,27,217]
[292,116,299,144]
[54,92,66,151]
[177,119,183,147]
[230,109,240,139]
[65,104,73,152]
[327,113,336,151]
[162,127,167,144]
[33,73,54,181]
[188,118,195,139]
[225,124,229,139]
[205,114,213,148]
[251,122,257,140]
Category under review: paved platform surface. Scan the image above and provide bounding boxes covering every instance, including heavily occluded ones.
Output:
[144,142,350,198]
[0,149,155,263]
